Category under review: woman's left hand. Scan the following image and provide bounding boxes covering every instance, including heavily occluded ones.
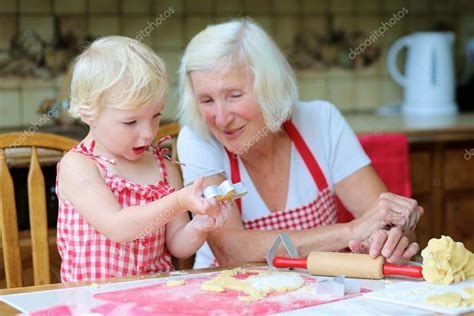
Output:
[349,227,419,265]
[191,200,232,232]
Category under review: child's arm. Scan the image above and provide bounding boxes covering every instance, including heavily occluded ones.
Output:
[58,152,219,243]
[164,160,207,258]
[164,160,232,259]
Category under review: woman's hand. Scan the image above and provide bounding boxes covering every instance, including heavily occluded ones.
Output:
[191,200,232,232]
[349,227,419,265]
[374,192,423,230]
[350,192,424,241]
[178,176,220,217]
[346,192,423,265]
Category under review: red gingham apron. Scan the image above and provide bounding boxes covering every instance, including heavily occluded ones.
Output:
[56,138,174,282]
[208,120,338,266]
[228,120,337,230]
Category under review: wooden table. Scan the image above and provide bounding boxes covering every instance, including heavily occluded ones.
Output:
[1,263,471,315]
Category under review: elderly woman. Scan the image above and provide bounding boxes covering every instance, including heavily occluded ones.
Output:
[177,19,423,268]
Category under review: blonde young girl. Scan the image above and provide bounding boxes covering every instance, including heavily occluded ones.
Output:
[56,36,231,282]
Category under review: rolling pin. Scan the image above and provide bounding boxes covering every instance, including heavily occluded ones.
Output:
[272,251,423,279]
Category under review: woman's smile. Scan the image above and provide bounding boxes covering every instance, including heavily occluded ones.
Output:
[222,125,246,140]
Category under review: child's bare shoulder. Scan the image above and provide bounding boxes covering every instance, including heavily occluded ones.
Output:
[58,150,103,182]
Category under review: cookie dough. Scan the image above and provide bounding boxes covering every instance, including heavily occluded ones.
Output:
[201,268,304,302]
[166,279,185,287]
[464,287,474,297]
[426,288,474,307]
[421,236,474,285]
[426,292,465,307]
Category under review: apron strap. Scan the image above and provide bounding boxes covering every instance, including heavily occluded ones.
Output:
[282,120,329,190]
[225,149,242,212]
[225,119,330,214]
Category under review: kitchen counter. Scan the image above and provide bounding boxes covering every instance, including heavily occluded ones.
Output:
[2,113,473,168]
[345,112,474,141]
[0,124,89,141]
[1,113,473,142]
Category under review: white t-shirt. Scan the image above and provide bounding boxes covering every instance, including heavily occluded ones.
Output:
[177,100,371,268]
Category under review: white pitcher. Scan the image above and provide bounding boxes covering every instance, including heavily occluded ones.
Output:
[387,32,458,116]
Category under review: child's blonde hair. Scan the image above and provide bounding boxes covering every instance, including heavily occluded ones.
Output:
[68,36,168,121]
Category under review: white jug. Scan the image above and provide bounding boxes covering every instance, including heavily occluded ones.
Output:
[387,32,458,116]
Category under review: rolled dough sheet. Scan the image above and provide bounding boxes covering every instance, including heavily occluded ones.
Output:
[201,268,304,301]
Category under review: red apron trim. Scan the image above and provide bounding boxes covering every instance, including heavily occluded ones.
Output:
[225,119,329,214]
[282,120,329,190]
[225,149,242,211]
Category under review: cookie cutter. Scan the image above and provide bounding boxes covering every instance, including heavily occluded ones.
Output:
[203,180,248,202]
[266,233,300,270]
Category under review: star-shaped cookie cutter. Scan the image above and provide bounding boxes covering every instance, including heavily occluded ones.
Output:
[203,180,248,202]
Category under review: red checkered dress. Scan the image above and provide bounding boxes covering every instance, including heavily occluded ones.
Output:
[56,138,175,282]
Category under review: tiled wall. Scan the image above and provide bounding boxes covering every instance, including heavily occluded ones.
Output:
[1,0,474,128]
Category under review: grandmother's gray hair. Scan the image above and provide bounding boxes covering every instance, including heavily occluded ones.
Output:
[178,18,298,137]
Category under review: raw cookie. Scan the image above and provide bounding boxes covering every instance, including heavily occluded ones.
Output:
[463,287,474,305]
[464,287,474,296]
[421,236,474,285]
[426,289,474,308]
[201,268,304,302]
[426,292,464,307]
[167,280,185,287]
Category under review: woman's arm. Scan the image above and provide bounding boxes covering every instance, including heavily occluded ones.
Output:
[204,173,400,266]
[207,167,423,266]
[335,165,387,217]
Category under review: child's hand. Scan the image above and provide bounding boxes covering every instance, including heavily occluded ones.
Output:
[191,200,232,232]
[179,176,220,217]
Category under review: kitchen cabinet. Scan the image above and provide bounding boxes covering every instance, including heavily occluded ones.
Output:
[410,139,474,250]
[446,196,474,251]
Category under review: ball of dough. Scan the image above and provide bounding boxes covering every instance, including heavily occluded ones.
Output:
[421,236,474,285]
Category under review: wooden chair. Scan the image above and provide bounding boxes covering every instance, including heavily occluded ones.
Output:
[155,122,180,160]
[0,132,78,288]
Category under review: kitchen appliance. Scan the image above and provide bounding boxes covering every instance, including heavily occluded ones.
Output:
[267,233,423,279]
[387,32,458,116]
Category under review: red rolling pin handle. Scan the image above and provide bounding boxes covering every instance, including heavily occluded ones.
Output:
[383,263,423,278]
[272,257,308,269]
